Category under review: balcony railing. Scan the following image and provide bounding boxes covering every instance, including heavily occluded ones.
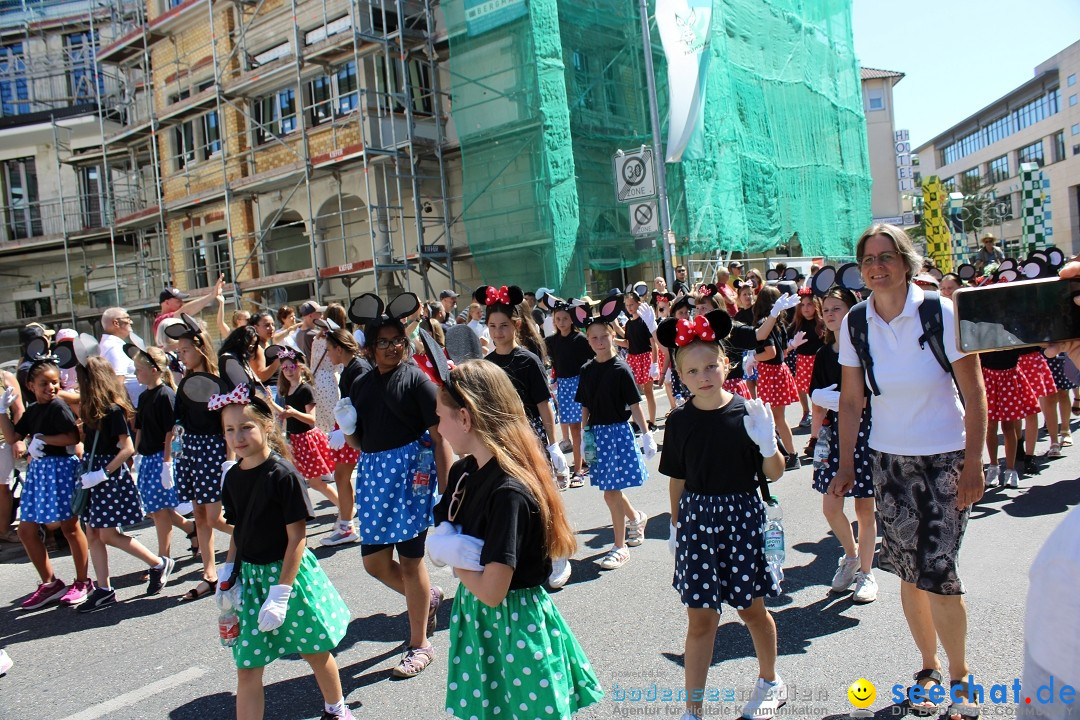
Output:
[0,190,156,243]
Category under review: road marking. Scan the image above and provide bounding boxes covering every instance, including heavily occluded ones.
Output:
[58,666,209,720]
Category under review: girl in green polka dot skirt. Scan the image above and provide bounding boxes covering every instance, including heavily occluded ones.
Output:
[212,386,354,720]
[427,359,604,719]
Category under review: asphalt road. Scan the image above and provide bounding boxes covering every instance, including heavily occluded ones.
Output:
[1,401,1077,720]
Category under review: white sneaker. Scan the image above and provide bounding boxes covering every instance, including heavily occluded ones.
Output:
[0,648,11,677]
[320,521,361,547]
[1003,469,1020,489]
[599,546,630,570]
[626,511,648,547]
[984,465,1000,488]
[851,571,878,604]
[548,557,571,589]
[830,555,859,592]
[1047,443,1064,458]
[740,675,787,719]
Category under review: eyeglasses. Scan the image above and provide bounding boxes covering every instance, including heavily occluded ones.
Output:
[447,471,468,522]
[118,317,133,325]
[374,336,409,350]
[858,252,899,268]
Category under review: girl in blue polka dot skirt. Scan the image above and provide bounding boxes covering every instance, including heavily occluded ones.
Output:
[0,357,91,610]
[655,311,788,720]
[213,386,353,720]
[571,297,654,571]
[427,359,603,720]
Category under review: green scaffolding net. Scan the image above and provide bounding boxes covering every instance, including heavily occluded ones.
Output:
[444,0,871,296]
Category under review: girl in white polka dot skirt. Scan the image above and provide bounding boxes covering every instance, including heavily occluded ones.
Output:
[268,348,340,508]
[571,297,655,571]
[212,385,353,720]
[656,311,788,720]
[427,359,603,720]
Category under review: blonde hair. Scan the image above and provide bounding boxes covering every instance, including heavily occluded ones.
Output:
[223,399,291,460]
[135,346,176,389]
[439,360,576,560]
[855,223,922,282]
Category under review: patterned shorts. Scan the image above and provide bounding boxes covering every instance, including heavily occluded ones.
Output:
[626,352,651,386]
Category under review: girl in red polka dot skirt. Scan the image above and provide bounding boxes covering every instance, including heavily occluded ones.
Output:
[981,349,1039,489]
[750,287,802,468]
[269,349,340,508]
[1017,347,1063,463]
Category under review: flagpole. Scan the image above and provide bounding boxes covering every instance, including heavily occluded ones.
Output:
[639,0,674,286]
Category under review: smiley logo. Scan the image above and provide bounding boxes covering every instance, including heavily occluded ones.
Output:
[847,678,875,709]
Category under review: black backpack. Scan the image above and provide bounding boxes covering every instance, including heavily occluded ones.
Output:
[846,290,963,405]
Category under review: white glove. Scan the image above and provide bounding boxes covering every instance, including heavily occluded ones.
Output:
[257,584,292,632]
[333,398,356,435]
[668,522,678,556]
[132,454,142,475]
[27,434,46,460]
[426,521,457,567]
[742,353,757,377]
[637,303,657,333]
[220,460,237,486]
[160,460,174,489]
[0,386,15,414]
[80,468,108,489]
[649,362,660,380]
[810,383,840,412]
[546,442,567,473]
[327,429,346,450]
[427,528,485,571]
[787,330,807,351]
[215,562,237,610]
[742,398,779,458]
[641,431,657,460]
[769,293,800,318]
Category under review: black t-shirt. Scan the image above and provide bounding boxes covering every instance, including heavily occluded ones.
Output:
[338,357,372,397]
[625,316,653,355]
[14,398,77,456]
[792,324,824,356]
[734,308,754,325]
[531,306,545,328]
[659,395,763,495]
[545,331,594,379]
[981,348,1023,370]
[485,347,549,421]
[433,456,549,589]
[755,321,787,365]
[175,375,223,435]
[348,362,438,452]
[809,345,842,393]
[575,356,641,425]
[222,453,314,564]
[283,383,315,435]
[135,385,176,455]
[83,404,131,456]
[673,280,690,296]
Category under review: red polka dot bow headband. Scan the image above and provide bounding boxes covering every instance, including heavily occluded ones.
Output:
[486,285,511,305]
[208,383,252,411]
[674,315,716,346]
[473,284,524,309]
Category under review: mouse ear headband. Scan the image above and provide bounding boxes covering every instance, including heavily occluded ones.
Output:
[624,281,648,300]
[349,292,420,331]
[123,338,161,372]
[473,285,525,312]
[696,283,719,298]
[570,295,624,329]
[656,310,733,350]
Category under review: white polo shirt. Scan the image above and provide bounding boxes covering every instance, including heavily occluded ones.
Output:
[838,283,966,455]
[99,332,134,375]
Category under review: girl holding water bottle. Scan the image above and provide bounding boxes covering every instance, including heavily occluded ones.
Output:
[656,310,787,720]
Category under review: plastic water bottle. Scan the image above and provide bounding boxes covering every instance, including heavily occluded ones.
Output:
[763,500,785,587]
[170,425,184,459]
[218,607,239,647]
[583,427,597,465]
[413,441,435,496]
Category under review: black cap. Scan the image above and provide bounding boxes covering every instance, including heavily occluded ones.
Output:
[19,323,53,346]
[160,287,190,303]
[298,301,326,317]
[439,289,459,300]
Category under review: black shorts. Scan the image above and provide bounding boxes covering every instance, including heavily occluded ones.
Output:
[360,530,428,559]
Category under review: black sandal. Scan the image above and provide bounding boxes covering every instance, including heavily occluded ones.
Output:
[179,577,216,603]
[186,529,199,558]
[905,668,945,717]
[1072,398,1080,417]
[948,679,981,719]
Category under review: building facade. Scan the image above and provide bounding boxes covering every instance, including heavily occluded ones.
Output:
[915,39,1080,257]
[860,66,914,225]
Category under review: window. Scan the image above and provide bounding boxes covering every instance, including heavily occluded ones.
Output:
[201,110,221,158]
[335,61,358,114]
[80,166,102,228]
[1070,73,1077,87]
[307,61,362,125]
[253,42,290,66]
[207,230,232,283]
[1071,94,1078,107]
[309,75,332,125]
[253,88,297,143]
[186,230,232,287]
[17,297,51,319]
[0,43,28,116]
[938,87,1061,165]
[1017,140,1044,167]
[1055,130,1066,163]
[4,157,40,239]
[866,88,884,111]
[305,15,351,45]
[942,176,956,191]
[995,193,1013,220]
[988,155,1008,183]
[66,31,103,102]
[1073,123,1080,136]
[962,167,980,185]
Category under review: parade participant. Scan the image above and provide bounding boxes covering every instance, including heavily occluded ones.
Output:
[465,302,491,351]
[476,285,565,478]
[167,314,233,602]
[218,325,261,389]
[321,329,371,547]
[572,297,654,570]
[938,273,963,300]
[0,367,23,544]
[248,311,281,386]
[673,265,691,295]
[617,285,659,431]
[212,386,353,720]
[341,292,452,678]
[752,287,802,468]
[980,349,1037,489]
[807,287,877,603]
[427,359,604,719]
[545,297,595,488]
[656,310,787,720]
[1045,352,1076,449]
[268,348,339,507]
[789,290,825,430]
[714,269,738,316]
[1017,346,1063,461]
[734,281,755,324]
[310,305,348,433]
[512,302,548,364]
[0,354,91,609]
[76,355,174,611]
[127,342,197,566]
[834,223,986,720]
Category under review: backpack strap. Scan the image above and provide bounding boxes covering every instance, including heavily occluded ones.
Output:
[846,300,881,396]
[916,291,964,406]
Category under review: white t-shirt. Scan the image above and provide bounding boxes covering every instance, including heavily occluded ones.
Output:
[467,319,490,345]
[1025,506,1080,687]
[98,332,135,375]
[838,284,966,455]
